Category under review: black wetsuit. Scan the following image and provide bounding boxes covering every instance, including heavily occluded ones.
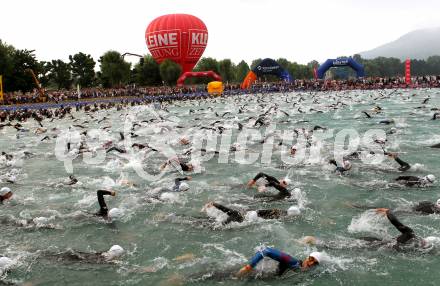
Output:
[212,203,288,225]
[172,177,190,192]
[394,157,411,171]
[180,163,192,171]
[45,250,108,264]
[252,172,290,200]
[384,210,429,250]
[413,201,440,214]
[395,176,425,187]
[96,190,112,217]
[329,159,349,174]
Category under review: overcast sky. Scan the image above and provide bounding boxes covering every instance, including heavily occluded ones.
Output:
[1,0,439,66]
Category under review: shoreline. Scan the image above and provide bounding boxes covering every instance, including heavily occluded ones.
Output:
[1,86,439,111]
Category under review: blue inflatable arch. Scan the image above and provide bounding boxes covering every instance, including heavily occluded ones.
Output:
[317,57,365,79]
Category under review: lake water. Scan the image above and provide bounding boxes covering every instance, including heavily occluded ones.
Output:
[1,89,440,286]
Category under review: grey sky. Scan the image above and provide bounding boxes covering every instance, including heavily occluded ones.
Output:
[1,0,439,66]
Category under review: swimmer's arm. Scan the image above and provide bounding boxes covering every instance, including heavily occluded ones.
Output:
[238,249,267,276]
[394,157,410,168]
[379,209,414,235]
[212,203,238,218]
[97,190,115,212]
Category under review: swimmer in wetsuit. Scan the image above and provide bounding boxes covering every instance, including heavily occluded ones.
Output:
[247,172,291,200]
[329,159,352,174]
[0,187,13,204]
[346,198,440,215]
[237,247,321,277]
[413,199,440,214]
[44,245,124,264]
[385,152,411,171]
[95,190,116,217]
[375,208,432,250]
[394,174,435,187]
[202,202,300,225]
[160,157,194,172]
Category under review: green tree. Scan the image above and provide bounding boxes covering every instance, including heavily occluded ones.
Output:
[48,60,72,89]
[99,51,131,88]
[69,52,96,87]
[193,57,220,84]
[218,59,236,83]
[159,59,182,86]
[235,60,250,82]
[0,40,14,91]
[251,58,262,70]
[276,58,290,70]
[9,49,40,92]
[134,55,161,86]
[194,57,220,73]
[37,61,52,87]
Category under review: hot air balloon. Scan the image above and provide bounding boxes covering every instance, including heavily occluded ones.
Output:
[145,14,208,74]
[145,14,221,86]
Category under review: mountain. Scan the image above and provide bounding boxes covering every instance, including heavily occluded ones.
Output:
[359,27,440,60]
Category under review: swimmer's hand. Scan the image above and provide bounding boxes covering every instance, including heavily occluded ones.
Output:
[201,202,214,212]
[386,152,397,158]
[110,191,116,196]
[247,179,256,188]
[237,265,252,277]
[375,208,389,215]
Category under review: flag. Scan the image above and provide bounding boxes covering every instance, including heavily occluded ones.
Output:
[0,75,3,103]
[77,84,81,99]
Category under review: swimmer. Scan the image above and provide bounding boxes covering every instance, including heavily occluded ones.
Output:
[0,187,13,204]
[202,202,300,225]
[44,245,124,264]
[394,174,435,187]
[375,208,433,250]
[95,190,116,218]
[160,157,194,172]
[346,198,440,215]
[65,175,78,185]
[413,199,440,214]
[385,152,411,171]
[247,172,291,200]
[155,177,192,194]
[237,247,321,277]
[329,159,352,174]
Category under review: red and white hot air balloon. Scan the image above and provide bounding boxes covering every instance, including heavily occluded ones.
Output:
[145,14,208,74]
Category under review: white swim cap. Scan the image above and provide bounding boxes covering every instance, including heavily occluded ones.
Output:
[103,245,124,260]
[0,257,13,269]
[245,211,259,221]
[425,174,436,183]
[436,199,440,208]
[309,252,323,264]
[108,208,124,219]
[424,236,440,246]
[287,206,301,216]
[0,187,12,196]
[179,182,190,192]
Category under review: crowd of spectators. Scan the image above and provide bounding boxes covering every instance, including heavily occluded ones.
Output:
[2,76,440,105]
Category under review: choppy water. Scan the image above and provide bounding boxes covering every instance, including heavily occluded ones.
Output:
[1,89,440,286]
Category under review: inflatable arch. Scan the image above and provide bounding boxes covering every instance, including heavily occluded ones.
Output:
[177,71,222,86]
[317,58,365,79]
[241,58,293,89]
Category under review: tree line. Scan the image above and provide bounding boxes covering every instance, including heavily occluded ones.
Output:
[1,39,440,93]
